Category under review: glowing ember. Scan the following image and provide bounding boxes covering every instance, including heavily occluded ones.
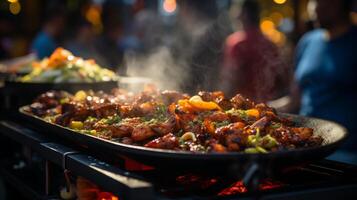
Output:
[218,179,284,196]
[124,157,154,171]
[77,177,119,200]
[218,181,247,195]
[98,192,119,200]
[176,174,218,189]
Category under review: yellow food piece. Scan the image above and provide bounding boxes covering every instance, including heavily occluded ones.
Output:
[180,132,197,142]
[246,109,260,118]
[244,147,268,153]
[69,121,84,130]
[188,95,222,111]
[89,130,97,136]
[244,147,259,153]
[256,146,268,153]
[74,90,87,101]
[178,99,195,112]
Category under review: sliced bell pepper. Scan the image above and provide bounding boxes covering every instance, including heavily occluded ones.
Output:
[188,95,222,111]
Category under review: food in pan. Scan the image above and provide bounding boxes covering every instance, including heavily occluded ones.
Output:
[24,87,323,153]
[19,48,116,83]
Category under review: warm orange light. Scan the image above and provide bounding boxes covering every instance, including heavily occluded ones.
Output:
[274,0,287,4]
[7,0,18,3]
[163,0,177,13]
[85,5,102,34]
[260,19,275,33]
[9,1,21,15]
[352,12,357,25]
[86,6,101,25]
[260,19,286,46]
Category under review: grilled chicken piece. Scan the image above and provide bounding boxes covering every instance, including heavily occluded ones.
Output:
[255,103,276,114]
[206,111,230,122]
[149,117,176,136]
[209,140,227,153]
[217,98,233,110]
[94,117,141,138]
[215,122,244,137]
[144,133,179,149]
[61,102,91,121]
[271,127,319,148]
[198,91,224,102]
[131,124,156,142]
[108,124,133,138]
[225,133,242,151]
[35,91,69,108]
[93,104,120,118]
[230,94,254,109]
[29,102,47,117]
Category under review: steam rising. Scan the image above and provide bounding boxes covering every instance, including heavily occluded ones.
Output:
[124,46,189,91]
[122,7,233,94]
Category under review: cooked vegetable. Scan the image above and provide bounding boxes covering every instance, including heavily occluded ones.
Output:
[188,95,222,111]
[26,88,323,153]
[180,132,197,142]
[70,121,84,130]
[19,48,117,83]
[245,109,260,118]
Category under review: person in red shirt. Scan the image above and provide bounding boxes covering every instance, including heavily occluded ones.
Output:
[220,0,285,102]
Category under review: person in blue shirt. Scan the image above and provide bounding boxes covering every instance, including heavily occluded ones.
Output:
[31,10,66,59]
[294,0,357,163]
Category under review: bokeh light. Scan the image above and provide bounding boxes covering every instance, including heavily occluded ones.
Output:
[163,0,177,13]
[85,5,102,34]
[260,18,286,46]
[273,0,287,5]
[260,19,275,33]
[9,1,21,15]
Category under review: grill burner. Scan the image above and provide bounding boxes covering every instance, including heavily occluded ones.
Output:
[0,120,357,200]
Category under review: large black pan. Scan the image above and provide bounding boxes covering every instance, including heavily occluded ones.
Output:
[19,107,347,173]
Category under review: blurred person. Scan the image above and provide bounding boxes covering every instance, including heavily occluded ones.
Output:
[31,9,66,59]
[128,9,164,54]
[65,19,101,61]
[277,0,357,164]
[0,13,15,60]
[94,1,125,74]
[220,0,286,102]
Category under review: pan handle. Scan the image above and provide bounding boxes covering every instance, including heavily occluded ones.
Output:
[242,161,261,192]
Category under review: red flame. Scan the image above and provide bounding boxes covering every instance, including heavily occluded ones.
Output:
[218,179,284,196]
[176,174,218,189]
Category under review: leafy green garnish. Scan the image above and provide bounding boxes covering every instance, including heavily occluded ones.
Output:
[85,116,98,123]
[214,120,230,128]
[225,109,249,121]
[59,98,69,104]
[99,115,121,125]
[188,119,203,128]
[143,118,159,125]
[143,104,168,123]
[270,122,282,129]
